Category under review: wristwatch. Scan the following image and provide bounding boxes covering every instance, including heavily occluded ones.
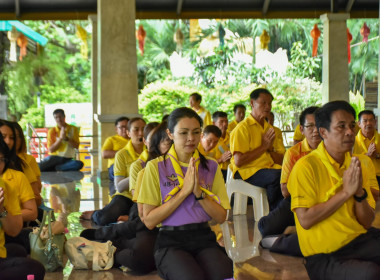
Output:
[0,208,7,218]
[195,192,206,201]
[354,188,368,202]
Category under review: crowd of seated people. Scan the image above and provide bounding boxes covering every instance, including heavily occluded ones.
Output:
[3,87,380,280]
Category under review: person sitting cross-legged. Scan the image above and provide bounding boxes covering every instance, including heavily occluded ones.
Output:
[288,101,380,280]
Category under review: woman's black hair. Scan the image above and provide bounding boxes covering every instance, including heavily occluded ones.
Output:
[166,107,208,170]
[12,122,27,154]
[0,133,11,173]
[148,122,171,161]
[0,119,23,171]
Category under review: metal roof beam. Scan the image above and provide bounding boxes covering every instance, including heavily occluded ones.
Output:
[262,0,271,16]
[15,0,20,18]
[345,0,356,12]
[177,0,184,16]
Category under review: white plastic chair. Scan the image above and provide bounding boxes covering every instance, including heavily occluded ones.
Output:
[226,165,269,221]
[221,216,261,263]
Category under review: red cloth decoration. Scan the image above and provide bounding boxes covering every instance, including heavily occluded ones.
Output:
[360,22,370,43]
[310,24,321,57]
[17,34,28,61]
[136,25,146,55]
[347,28,352,63]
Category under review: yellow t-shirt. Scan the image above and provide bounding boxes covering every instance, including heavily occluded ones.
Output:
[227,120,238,133]
[230,114,282,180]
[129,149,149,194]
[214,132,230,170]
[288,143,376,257]
[273,126,286,155]
[2,168,35,205]
[280,138,312,184]
[132,169,145,202]
[101,135,129,168]
[17,153,37,184]
[293,124,305,142]
[138,155,230,226]
[48,124,80,158]
[193,106,212,127]
[113,141,145,199]
[19,153,41,178]
[353,130,380,176]
[0,177,22,258]
[197,143,217,159]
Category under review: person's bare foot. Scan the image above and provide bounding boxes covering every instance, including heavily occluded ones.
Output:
[80,210,94,220]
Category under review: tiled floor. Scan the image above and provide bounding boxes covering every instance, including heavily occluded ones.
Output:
[40,171,380,280]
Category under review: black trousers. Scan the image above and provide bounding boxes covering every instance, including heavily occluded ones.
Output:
[235,169,283,211]
[0,244,45,280]
[91,195,135,226]
[258,196,295,237]
[305,228,380,280]
[155,227,233,280]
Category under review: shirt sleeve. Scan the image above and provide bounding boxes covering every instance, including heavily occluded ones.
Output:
[281,149,295,184]
[288,158,318,211]
[137,161,162,206]
[114,150,129,177]
[47,128,56,148]
[17,172,35,203]
[102,137,114,151]
[274,127,286,155]
[27,155,41,178]
[129,161,143,192]
[230,124,249,154]
[212,166,231,210]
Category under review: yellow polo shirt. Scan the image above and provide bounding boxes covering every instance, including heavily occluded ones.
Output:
[113,141,145,199]
[19,153,41,178]
[193,106,212,127]
[214,132,230,170]
[273,126,286,155]
[197,143,217,159]
[227,119,238,133]
[230,114,282,180]
[132,169,145,202]
[102,135,129,168]
[353,130,380,176]
[288,143,376,257]
[0,177,22,258]
[2,168,35,205]
[129,149,149,194]
[47,124,80,158]
[281,138,312,184]
[293,124,304,142]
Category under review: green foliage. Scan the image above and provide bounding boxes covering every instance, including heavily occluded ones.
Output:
[349,91,365,119]
[138,80,197,122]
[1,20,91,121]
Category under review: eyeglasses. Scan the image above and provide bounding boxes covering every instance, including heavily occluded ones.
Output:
[304,124,316,130]
[0,158,8,164]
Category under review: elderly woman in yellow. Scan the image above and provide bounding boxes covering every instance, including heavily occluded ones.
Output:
[80,117,146,226]
[138,108,233,280]
[0,120,40,209]
[0,134,45,280]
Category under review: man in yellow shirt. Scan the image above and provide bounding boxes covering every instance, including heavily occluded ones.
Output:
[230,88,284,210]
[189,92,212,126]
[292,123,305,145]
[101,116,129,186]
[227,104,246,133]
[353,110,380,201]
[288,101,380,279]
[259,106,320,256]
[39,109,83,171]
[213,111,232,181]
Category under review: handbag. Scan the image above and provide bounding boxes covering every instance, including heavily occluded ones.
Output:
[29,209,65,272]
[65,236,116,271]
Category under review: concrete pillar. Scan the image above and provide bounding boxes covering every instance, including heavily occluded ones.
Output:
[89,14,98,176]
[96,0,139,176]
[320,13,350,103]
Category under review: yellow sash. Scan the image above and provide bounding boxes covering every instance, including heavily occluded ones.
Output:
[314,142,352,202]
[357,130,379,153]
[164,145,220,204]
